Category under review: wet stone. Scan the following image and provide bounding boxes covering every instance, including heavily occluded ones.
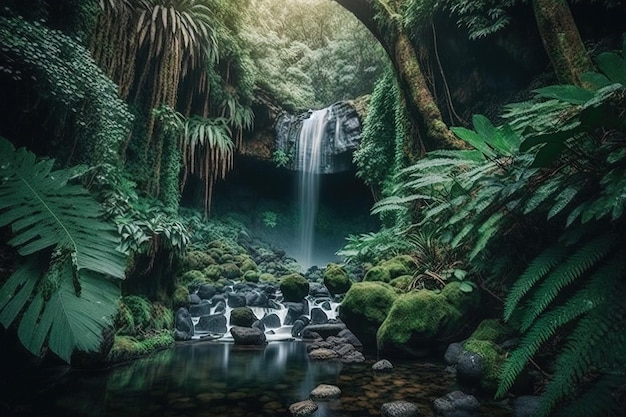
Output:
[310,384,341,400]
[381,400,421,417]
[308,348,339,360]
[373,359,394,371]
[289,399,318,417]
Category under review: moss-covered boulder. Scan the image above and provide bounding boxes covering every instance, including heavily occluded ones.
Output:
[172,285,190,309]
[107,331,174,364]
[280,273,310,302]
[389,275,413,292]
[461,339,504,392]
[183,250,215,271]
[240,257,258,272]
[380,255,415,278]
[179,269,206,286]
[202,265,222,281]
[259,272,277,283]
[363,265,391,283]
[230,306,258,327]
[339,282,398,348]
[323,263,352,295]
[243,270,260,283]
[469,319,507,342]
[220,262,242,280]
[377,282,480,356]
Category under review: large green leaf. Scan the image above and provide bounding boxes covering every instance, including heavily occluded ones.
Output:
[0,138,126,279]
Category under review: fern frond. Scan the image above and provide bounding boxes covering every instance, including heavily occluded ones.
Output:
[519,233,617,331]
[469,211,505,260]
[547,186,580,220]
[504,243,568,321]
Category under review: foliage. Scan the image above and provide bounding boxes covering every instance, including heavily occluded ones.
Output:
[242,0,386,109]
[0,15,133,172]
[272,149,291,168]
[337,228,412,264]
[261,211,278,228]
[0,138,126,363]
[373,44,626,416]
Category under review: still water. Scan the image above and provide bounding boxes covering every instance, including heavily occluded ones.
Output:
[4,341,510,417]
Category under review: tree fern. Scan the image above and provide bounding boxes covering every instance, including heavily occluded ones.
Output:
[0,138,125,362]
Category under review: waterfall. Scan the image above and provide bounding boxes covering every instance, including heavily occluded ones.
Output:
[296,108,330,268]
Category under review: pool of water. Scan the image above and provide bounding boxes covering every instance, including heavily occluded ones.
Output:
[2,341,511,417]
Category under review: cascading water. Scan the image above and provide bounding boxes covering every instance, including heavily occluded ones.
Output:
[295,108,330,268]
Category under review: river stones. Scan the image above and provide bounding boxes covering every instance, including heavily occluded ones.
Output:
[289,399,318,417]
[310,384,341,400]
[433,390,480,417]
[308,348,339,360]
[381,400,421,417]
[373,359,394,371]
[231,326,267,345]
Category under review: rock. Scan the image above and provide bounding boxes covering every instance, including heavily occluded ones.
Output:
[444,342,464,365]
[433,391,480,417]
[333,343,355,357]
[231,326,267,345]
[469,319,506,342]
[246,291,269,307]
[340,349,365,363]
[252,320,265,332]
[381,400,421,417]
[280,273,310,302]
[197,284,217,300]
[456,351,483,386]
[227,292,246,308]
[323,263,352,295]
[310,307,328,325]
[189,293,202,304]
[308,348,339,360]
[363,265,392,283]
[288,399,318,417]
[512,395,541,417]
[373,359,394,371]
[230,306,258,327]
[377,282,480,356]
[320,300,332,310]
[301,324,346,339]
[195,314,227,333]
[338,329,363,348]
[221,263,242,280]
[212,299,226,314]
[174,307,194,339]
[261,313,282,329]
[174,329,191,341]
[310,384,341,400]
[291,319,307,337]
[380,255,416,279]
[188,302,212,317]
[284,301,307,325]
[338,282,398,348]
[309,282,331,298]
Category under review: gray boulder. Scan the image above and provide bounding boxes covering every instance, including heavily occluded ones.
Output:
[373,359,394,371]
[195,314,227,333]
[288,399,318,417]
[456,351,483,386]
[310,384,341,400]
[231,326,266,345]
[444,342,464,365]
[433,391,480,417]
[513,396,541,417]
[174,307,194,340]
[381,401,421,417]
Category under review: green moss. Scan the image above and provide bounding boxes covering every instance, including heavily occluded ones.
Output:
[220,263,242,280]
[363,265,391,283]
[122,295,152,332]
[389,275,413,292]
[114,301,136,336]
[259,272,277,283]
[180,269,206,286]
[240,257,258,272]
[380,255,415,278]
[243,270,260,283]
[202,265,222,281]
[377,290,458,352]
[151,302,174,331]
[107,331,174,364]
[230,307,258,327]
[470,319,506,343]
[339,282,398,347]
[172,285,190,309]
[462,339,504,392]
[323,263,352,295]
[280,273,310,302]
[183,250,215,271]
[441,281,480,313]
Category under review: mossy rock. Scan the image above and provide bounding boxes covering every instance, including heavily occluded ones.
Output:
[441,281,481,313]
[462,339,505,392]
[221,253,234,263]
[339,282,398,348]
[220,263,242,280]
[377,285,479,355]
[363,265,391,283]
[114,300,136,336]
[243,270,260,283]
[470,319,507,343]
[183,250,215,271]
[323,263,352,295]
[380,255,415,278]
[389,275,413,292]
[230,306,258,327]
[122,295,152,332]
[259,272,277,283]
[179,269,206,286]
[208,248,224,260]
[202,265,222,281]
[172,285,190,310]
[280,273,310,302]
[240,257,258,272]
[107,331,174,364]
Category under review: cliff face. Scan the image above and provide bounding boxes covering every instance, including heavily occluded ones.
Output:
[241,91,367,173]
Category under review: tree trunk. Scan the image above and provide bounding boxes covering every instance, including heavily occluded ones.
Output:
[335,0,465,151]
[532,0,594,86]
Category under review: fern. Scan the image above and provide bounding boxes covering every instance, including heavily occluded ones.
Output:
[0,138,125,362]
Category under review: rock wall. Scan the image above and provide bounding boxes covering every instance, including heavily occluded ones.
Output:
[240,92,367,173]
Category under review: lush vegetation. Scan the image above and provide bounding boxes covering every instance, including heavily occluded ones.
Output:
[0,0,625,415]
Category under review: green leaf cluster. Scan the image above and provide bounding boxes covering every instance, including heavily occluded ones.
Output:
[0,138,126,363]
